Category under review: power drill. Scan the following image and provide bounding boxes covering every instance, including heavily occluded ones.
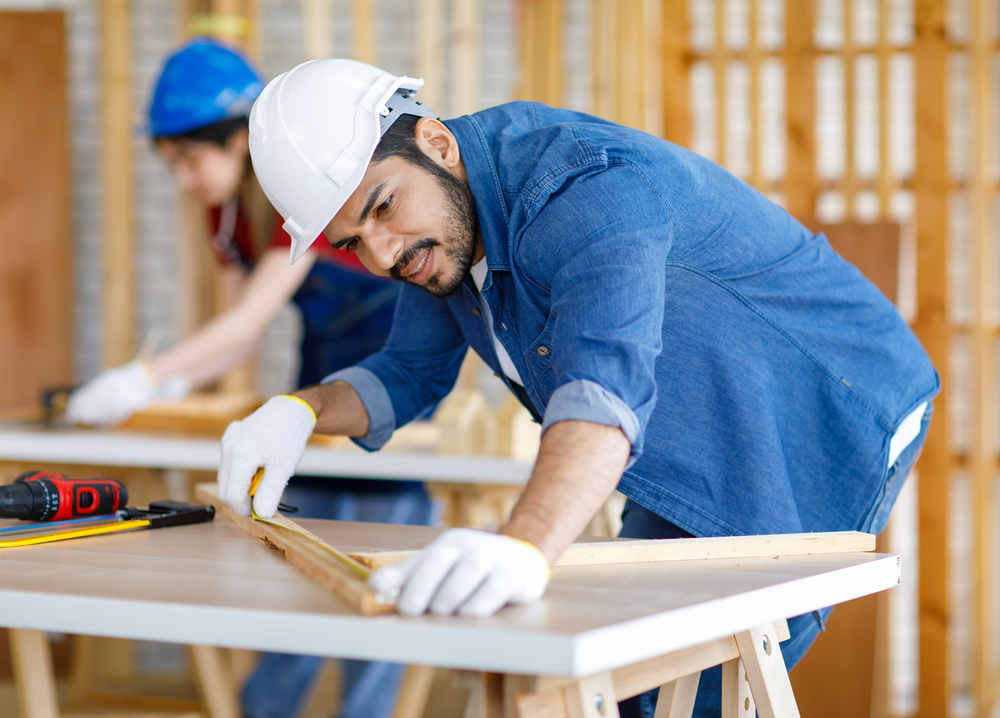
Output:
[0,471,128,522]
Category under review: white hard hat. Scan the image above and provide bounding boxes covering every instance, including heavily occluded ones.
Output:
[248,59,437,263]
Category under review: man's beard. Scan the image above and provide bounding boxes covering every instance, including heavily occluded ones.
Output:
[389,165,479,298]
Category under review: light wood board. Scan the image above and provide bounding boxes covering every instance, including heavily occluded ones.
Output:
[348,531,875,571]
[195,482,389,615]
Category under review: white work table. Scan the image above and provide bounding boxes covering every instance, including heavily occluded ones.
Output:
[0,517,898,676]
[0,427,533,485]
[0,516,900,716]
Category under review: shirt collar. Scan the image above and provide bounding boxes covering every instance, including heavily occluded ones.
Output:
[444,115,511,272]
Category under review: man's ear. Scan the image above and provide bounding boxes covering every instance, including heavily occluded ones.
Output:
[415,118,461,169]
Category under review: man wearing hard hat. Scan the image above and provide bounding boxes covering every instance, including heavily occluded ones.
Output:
[218,59,939,717]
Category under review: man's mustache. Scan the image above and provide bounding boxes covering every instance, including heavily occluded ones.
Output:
[390,238,440,281]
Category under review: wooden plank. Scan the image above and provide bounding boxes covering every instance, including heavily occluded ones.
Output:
[877,0,893,217]
[784,0,816,218]
[452,0,480,115]
[195,483,392,615]
[660,0,692,147]
[116,391,262,436]
[349,531,877,570]
[416,0,444,112]
[912,2,951,716]
[713,0,727,168]
[748,0,762,190]
[101,0,135,368]
[9,629,59,718]
[842,0,856,215]
[734,623,799,718]
[0,11,73,411]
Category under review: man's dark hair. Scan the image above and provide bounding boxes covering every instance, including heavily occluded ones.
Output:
[371,114,441,174]
[155,116,249,146]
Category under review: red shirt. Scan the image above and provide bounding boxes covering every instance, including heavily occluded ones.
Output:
[206,203,369,273]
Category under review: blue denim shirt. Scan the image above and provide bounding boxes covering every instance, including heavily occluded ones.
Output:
[326,102,940,538]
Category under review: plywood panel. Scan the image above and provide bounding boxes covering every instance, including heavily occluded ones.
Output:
[0,12,73,411]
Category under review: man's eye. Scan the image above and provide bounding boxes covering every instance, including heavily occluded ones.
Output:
[344,238,359,255]
[376,196,392,217]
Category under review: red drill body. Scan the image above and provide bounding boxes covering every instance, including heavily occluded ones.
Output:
[0,472,128,521]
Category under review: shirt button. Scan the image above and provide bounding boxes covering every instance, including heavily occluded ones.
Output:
[501,323,507,330]
[472,308,482,317]
[537,346,549,357]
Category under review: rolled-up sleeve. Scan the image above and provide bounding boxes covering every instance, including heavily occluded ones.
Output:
[542,379,642,467]
[321,367,396,450]
[320,283,468,451]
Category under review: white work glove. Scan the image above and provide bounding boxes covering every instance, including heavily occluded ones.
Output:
[369,528,550,617]
[64,361,192,427]
[218,395,317,518]
[65,360,157,426]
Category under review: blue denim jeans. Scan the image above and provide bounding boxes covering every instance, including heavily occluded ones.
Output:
[617,402,932,718]
[240,482,434,718]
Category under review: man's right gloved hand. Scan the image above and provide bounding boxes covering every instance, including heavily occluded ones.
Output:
[218,395,317,518]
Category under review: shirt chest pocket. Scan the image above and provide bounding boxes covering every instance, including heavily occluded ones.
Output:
[523,312,556,395]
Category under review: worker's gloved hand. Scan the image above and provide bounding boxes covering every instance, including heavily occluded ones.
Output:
[369,528,550,617]
[218,395,317,518]
[64,360,159,426]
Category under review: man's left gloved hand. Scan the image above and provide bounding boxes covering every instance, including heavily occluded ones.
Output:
[369,528,550,617]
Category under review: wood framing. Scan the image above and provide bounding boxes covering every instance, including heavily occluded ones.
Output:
[589,0,662,134]
[451,0,480,115]
[100,0,135,368]
[913,1,951,716]
[969,0,1000,713]
[303,0,331,60]
[349,531,876,571]
[416,0,444,112]
[784,0,815,219]
[660,0,691,147]
[519,0,564,107]
[353,0,374,64]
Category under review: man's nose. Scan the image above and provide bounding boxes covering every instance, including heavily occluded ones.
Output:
[367,228,403,271]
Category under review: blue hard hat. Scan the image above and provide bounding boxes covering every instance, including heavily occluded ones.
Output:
[147,37,266,138]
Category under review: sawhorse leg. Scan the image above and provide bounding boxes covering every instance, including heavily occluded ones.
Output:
[9,629,59,718]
